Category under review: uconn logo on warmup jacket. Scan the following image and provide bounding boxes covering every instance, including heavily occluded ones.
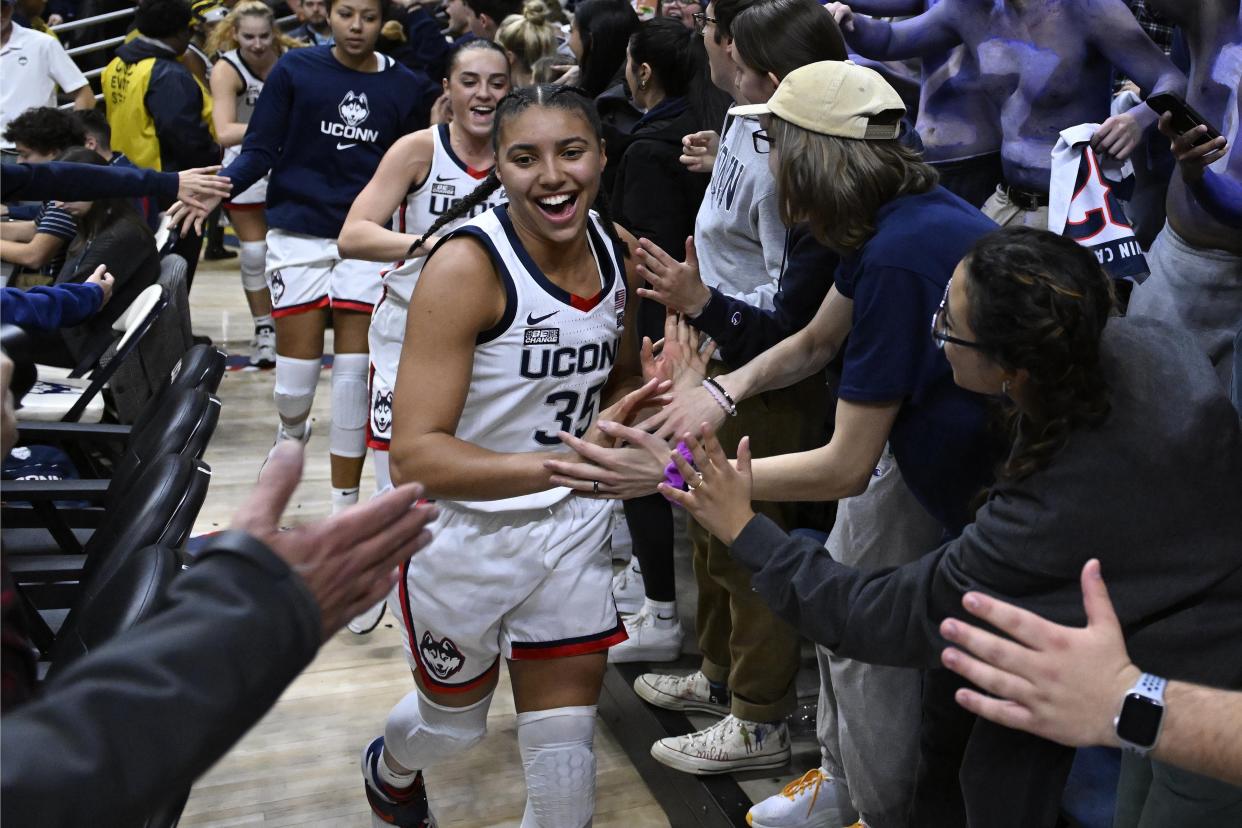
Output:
[321,91,379,143]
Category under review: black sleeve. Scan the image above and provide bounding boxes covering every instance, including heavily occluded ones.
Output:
[690,225,837,367]
[0,531,322,828]
[611,138,706,258]
[144,61,221,172]
[729,482,1081,669]
[0,162,180,204]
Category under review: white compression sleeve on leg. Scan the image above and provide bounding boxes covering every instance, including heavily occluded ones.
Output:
[517,705,597,828]
[373,448,392,493]
[273,355,321,428]
[330,352,369,458]
[383,691,491,773]
[240,240,268,294]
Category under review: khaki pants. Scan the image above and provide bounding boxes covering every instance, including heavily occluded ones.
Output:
[692,370,832,722]
[980,184,1049,229]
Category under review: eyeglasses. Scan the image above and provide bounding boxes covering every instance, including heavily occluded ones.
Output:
[692,11,716,34]
[752,128,771,154]
[930,279,985,350]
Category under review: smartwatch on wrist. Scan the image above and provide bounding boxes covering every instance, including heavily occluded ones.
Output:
[1114,672,1166,755]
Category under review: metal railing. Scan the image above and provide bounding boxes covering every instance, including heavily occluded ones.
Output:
[49,6,135,34]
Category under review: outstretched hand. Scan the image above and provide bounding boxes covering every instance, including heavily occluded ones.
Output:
[640,310,716,391]
[939,559,1140,749]
[825,3,856,31]
[545,420,672,500]
[636,236,712,316]
[175,166,232,211]
[167,197,219,237]
[231,442,439,640]
[84,264,115,306]
[680,130,719,173]
[579,377,671,449]
[658,426,756,544]
[1092,112,1143,161]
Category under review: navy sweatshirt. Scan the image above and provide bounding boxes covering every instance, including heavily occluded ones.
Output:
[222,46,427,239]
[1,162,180,204]
[2,284,104,330]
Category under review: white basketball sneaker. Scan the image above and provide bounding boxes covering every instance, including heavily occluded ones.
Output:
[347,599,386,635]
[651,714,791,775]
[746,767,844,828]
[633,670,730,716]
[611,560,645,615]
[608,605,682,663]
[249,326,276,369]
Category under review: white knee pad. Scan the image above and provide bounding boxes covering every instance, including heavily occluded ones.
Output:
[518,706,597,828]
[273,356,321,424]
[384,690,491,772]
[240,240,268,293]
[330,352,369,458]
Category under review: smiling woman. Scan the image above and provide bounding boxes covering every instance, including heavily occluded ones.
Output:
[168,0,429,521]
[354,84,659,828]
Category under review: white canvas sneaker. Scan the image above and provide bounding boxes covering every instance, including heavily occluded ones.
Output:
[611,560,645,615]
[746,767,844,828]
[633,670,730,716]
[651,714,791,775]
[608,606,682,663]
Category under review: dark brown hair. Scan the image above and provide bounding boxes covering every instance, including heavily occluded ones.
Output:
[964,227,1116,482]
[731,0,847,78]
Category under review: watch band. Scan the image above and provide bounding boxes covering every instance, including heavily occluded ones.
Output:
[1133,672,1168,702]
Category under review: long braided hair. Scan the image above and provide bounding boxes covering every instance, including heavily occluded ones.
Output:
[964,227,1116,482]
[409,84,627,257]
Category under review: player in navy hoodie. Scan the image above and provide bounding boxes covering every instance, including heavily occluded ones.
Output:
[172,0,427,512]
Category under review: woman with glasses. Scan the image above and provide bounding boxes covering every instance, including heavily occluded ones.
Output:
[658,0,701,29]
[661,221,1242,826]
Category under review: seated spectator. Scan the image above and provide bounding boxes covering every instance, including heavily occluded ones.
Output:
[659,0,702,29]
[75,109,162,230]
[51,148,160,364]
[0,105,84,222]
[0,120,83,282]
[494,0,557,87]
[0,0,93,158]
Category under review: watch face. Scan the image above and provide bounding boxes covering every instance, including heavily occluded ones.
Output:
[1117,692,1163,747]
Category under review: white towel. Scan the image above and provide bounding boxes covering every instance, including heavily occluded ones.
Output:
[1049,123,1149,282]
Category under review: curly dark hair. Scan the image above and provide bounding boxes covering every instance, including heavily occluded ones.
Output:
[134,0,193,39]
[2,106,86,155]
[964,227,1117,482]
[410,84,627,257]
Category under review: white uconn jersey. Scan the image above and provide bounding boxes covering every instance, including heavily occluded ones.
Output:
[444,205,626,513]
[218,50,264,166]
[383,124,508,305]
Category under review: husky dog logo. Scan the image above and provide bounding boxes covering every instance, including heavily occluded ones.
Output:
[419,632,465,680]
[269,270,285,303]
[338,91,371,127]
[373,389,393,435]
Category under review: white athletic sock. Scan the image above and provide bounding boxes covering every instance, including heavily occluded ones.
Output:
[331,486,360,514]
[377,752,418,790]
[643,598,677,626]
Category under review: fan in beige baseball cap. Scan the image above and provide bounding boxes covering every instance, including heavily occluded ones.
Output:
[727,59,906,141]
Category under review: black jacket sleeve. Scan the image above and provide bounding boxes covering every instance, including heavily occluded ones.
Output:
[145,61,220,173]
[690,225,838,367]
[729,481,1082,670]
[612,136,706,259]
[0,162,180,204]
[0,531,322,828]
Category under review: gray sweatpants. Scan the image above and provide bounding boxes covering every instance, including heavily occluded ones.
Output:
[817,449,944,828]
[1128,221,1242,391]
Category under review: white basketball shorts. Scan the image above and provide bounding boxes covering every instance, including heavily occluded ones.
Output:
[265,228,383,318]
[391,495,626,695]
[222,146,267,208]
[367,289,405,450]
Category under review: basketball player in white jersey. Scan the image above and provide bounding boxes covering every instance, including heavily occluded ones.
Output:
[208,1,299,368]
[359,85,660,828]
[339,39,512,493]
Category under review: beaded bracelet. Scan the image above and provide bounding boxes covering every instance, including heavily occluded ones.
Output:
[702,377,737,416]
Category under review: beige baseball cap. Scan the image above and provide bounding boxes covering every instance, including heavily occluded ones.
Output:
[729,60,906,141]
